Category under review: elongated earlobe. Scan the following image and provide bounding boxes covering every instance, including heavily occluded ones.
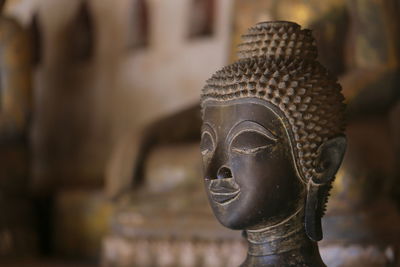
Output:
[305,136,347,241]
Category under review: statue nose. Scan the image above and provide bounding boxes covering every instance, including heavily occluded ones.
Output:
[217,166,233,179]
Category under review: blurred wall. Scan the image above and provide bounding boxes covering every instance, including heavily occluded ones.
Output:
[2,0,233,260]
[4,0,233,196]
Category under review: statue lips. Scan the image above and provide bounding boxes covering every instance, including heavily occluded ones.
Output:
[209,178,240,204]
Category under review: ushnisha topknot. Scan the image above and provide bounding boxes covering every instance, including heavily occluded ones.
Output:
[201,21,345,183]
[238,21,318,60]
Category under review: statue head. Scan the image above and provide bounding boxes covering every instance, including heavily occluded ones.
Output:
[200,21,346,241]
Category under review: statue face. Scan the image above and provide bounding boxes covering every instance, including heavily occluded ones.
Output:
[201,99,306,230]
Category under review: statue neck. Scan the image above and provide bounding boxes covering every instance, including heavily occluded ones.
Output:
[242,208,325,267]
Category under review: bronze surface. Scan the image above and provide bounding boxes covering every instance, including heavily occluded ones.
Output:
[200,21,346,266]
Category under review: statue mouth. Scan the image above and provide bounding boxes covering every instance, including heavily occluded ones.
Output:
[208,178,240,204]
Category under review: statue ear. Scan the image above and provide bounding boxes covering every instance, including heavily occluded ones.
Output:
[313,135,347,184]
[305,135,346,241]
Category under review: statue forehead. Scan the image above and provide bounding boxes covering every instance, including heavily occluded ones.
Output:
[202,98,286,132]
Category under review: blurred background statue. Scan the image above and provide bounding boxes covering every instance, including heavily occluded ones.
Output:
[0,0,36,258]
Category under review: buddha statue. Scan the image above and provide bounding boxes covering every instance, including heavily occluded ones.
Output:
[200,21,346,266]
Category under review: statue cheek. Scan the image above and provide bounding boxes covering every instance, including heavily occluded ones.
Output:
[230,153,266,189]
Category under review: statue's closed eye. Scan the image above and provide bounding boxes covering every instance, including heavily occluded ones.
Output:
[231,131,275,155]
[200,131,214,156]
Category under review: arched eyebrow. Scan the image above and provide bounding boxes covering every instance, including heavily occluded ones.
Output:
[201,122,217,139]
[227,120,278,144]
